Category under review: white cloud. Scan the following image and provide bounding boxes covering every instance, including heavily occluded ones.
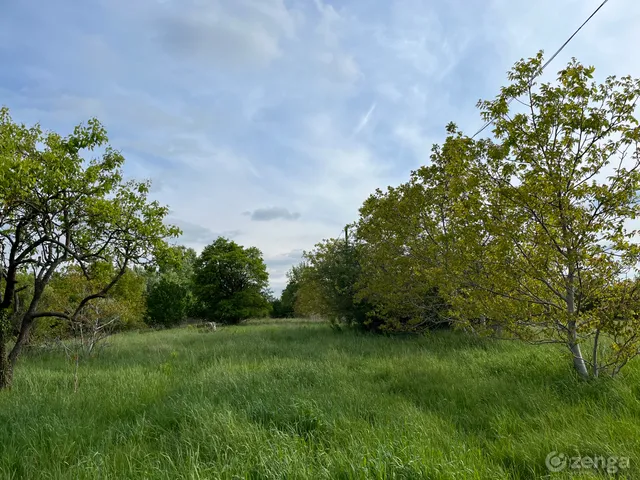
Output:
[153,0,302,69]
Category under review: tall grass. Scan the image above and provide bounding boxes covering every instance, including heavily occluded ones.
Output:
[1,320,638,479]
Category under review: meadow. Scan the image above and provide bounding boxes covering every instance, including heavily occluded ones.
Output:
[1,320,639,479]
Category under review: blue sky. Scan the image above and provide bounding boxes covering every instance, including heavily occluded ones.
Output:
[1,0,639,293]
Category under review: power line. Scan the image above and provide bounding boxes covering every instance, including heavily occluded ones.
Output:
[471,0,611,139]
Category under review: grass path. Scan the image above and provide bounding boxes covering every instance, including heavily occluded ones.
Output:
[1,320,639,479]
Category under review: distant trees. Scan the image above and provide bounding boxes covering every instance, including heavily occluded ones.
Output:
[281,264,304,315]
[146,277,191,328]
[0,108,178,388]
[146,241,274,327]
[192,238,270,324]
[270,263,305,318]
[268,296,285,318]
[146,246,196,327]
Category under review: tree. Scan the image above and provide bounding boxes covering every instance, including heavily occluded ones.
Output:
[269,263,305,318]
[268,297,284,318]
[462,53,640,377]
[353,122,489,333]
[154,244,197,279]
[192,237,269,324]
[146,245,197,327]
[297,231,373,328]
[146,277,191,327]
[0,108,178,388]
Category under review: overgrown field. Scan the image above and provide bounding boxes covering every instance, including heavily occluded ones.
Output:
[1,320,639,479]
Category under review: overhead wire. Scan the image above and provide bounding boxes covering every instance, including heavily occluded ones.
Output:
[471,0,611,138]
[325,2,612,248]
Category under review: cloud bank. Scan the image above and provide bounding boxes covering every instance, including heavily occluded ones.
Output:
[2,0,638,292]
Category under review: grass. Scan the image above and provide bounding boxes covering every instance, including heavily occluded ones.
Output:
[1,319,639,479]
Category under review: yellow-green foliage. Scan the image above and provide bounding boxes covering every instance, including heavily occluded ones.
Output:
[32,266,147,341]
[354,54,640,376]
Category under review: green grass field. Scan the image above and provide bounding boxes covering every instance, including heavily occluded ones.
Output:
[1,320,639,479]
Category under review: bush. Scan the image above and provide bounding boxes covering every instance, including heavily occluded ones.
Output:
[146,277,191,327]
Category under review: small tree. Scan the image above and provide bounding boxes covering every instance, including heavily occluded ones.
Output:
[35,264,147,346]
[270,264,305,318]
[459,53,640,377]
[192,238,269,324]
[298,233,373,328]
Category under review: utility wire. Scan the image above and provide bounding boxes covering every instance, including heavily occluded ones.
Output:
[472,0,610,138]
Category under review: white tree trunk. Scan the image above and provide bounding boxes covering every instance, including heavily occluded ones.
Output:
[569,337,589,378]
[567,265,589,378]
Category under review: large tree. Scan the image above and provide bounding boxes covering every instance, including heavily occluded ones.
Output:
[192,237,269,324]
[355,133,481,332]
[0,108,178,388]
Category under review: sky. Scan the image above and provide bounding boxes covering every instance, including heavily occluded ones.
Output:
[1,0,639,294]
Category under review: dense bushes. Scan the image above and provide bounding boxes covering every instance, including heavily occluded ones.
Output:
[294,235,448,333]
[269,299,292,319]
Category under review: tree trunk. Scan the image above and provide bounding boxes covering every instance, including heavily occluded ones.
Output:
[592,329,600,378]
[566,267,589,378]
[0,324,13,390]
[6,280,48,380]
[568,331,589,379]
[8,314,34,368]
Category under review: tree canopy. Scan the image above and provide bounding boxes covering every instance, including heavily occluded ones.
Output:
[192,237,270,324]
[352,53,640,377]
[0,108,178,388]
[146,245,197,327]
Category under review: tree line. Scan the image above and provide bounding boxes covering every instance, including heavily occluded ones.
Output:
[146,238,272,327]
[282,53,640,379]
